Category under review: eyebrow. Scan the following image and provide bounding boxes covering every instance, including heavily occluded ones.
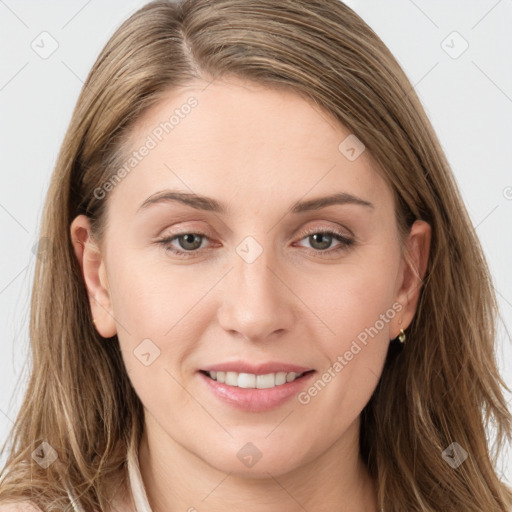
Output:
[137,190,374,214]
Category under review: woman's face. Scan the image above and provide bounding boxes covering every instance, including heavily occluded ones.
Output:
[72,77,429,477]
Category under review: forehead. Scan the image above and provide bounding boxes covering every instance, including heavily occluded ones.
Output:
[109,77,392,215]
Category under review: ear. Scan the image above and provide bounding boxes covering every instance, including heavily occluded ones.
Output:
[390,220,431,339]
[70,215,117,338]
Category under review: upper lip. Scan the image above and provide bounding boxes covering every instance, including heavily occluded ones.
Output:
[200,361,314,375]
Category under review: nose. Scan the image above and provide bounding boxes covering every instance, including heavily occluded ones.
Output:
[217,242,297,343]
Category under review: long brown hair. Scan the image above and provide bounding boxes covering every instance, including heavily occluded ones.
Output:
[1,0,511,510]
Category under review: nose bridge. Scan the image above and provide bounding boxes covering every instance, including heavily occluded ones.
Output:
[232,234,280,305]
[218,233,294,340]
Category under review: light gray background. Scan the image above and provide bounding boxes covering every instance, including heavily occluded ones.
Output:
[1,0,511,483]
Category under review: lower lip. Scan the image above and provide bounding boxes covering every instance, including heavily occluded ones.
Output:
[198,371,316,412]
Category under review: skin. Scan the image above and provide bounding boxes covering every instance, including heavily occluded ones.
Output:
[71,77,430,512]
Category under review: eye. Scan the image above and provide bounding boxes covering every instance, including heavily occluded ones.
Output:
[295,227,355,257]
[155,227,355,259]
[156,231,211,257]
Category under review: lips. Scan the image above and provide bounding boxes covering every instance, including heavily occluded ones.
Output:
[197,361,316,411]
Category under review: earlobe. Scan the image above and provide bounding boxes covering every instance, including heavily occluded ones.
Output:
[70,215,117,338]
[391,220,431,339]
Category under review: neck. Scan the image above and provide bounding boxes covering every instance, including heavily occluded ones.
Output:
[138,413,379,512]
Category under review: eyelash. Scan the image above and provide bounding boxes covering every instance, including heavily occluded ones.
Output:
[156,227,355,259]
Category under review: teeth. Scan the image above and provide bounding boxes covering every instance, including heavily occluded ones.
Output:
[225,372,238,386]
[206,370,304,388]
[256,373,275,389]
[275,372,287,385]
[238,373,256,388]
[286,372,296,383]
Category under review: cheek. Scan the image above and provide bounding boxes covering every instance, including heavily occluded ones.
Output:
[106,251,214,382]
[305,250,400,348]
[107,249,214,333]
[294,250,400,414]
[104,253,224,448]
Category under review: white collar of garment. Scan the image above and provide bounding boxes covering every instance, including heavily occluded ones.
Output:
[65,441,153,512]
[127,440,153,512]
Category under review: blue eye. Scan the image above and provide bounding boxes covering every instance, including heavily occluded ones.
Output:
[156,228,354,258]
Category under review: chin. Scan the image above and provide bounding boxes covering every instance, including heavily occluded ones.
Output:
[198,440,310,478]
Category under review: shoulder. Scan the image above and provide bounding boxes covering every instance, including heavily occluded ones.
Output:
[0,502,42,511]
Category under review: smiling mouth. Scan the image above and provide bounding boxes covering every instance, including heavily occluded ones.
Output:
[199,369,315,389]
